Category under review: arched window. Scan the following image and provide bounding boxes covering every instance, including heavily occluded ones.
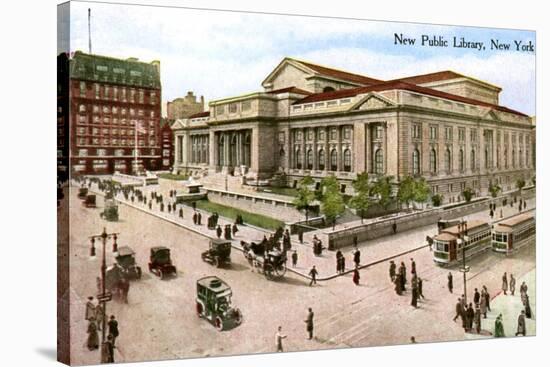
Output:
[318,149,325,170]
[412,149,420,175]
[323,86,335,92]
[295,147,302,169]
[374,149,384,174]
[445,148,452,172]
[330,149,338,171]
[471,149,476,171]
[343,149,351,172]
[429,149,437,174]
[306,149,313,170]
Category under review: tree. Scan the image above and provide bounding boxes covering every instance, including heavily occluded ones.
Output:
[371,175,395,211]
[431,193,443,207]
[462,187,474,203]
[397,176,416,210]
[293,175,315,223]
[320,175,345,230]
[516,178,526,192]
[349,172,371,223]
[488,183,502,198]
[413,177,431,208]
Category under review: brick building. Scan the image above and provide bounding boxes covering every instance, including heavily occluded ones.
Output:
[172,57,535,204]
[160,118,174,169]
[70,51,162,174]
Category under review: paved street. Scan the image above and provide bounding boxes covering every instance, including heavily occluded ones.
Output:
[67,183,536,365]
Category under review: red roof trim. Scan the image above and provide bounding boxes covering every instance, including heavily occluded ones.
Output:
[296,59,382,86]
[294,81,527,117]
[266,86,312,95]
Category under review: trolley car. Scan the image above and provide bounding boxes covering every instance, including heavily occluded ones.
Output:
[432,220,492,266]
[492,213,535,254]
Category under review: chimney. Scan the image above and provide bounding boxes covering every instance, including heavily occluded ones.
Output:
[200,95,205,108]
[150,60,160,75]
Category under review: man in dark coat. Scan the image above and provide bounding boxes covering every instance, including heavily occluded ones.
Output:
[389,261,396,282]
[473,288,481,306]
[309,266,318,286]
[410,258,416,275]
[197,212,202,225]
[474,305,482,334]
[448,272,453,293]
[179,208,183,218]
[352,266,360,286]
[395,273,403,295]
[291,250,298,267]
[411,275,418,308]
[216,225,222,238]
[101,334,115,363]
[298,229,304,244]
[335,250,343,273]
[192,212,198,225]
[108,315,119,347]
[453,298,462,322]
[466,303,475,331]
[399,262,407,286]
[232,223,239,236]
[353,248,361,267]
[483,285,491,311]
[515,310,526,336]
[304,308,314,340]
[417,277,424,299]
[502,272,508,295]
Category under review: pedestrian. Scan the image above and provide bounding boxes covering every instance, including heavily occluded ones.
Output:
[411,275,418,308]
[510,274,516,296]
[453,298,463,322]
[460,294,467,309]
[480,290,487,318]
[167,204,171,213]
[500,209,503,218]
[216,225,222,238]
[101,334,115,363]
[335,250,342,273]
[108,315,119,347]
[173,202,177,212]
[460,305,468,331]
[85,296,96,322]
[520,281,528,304]
[483,286,491,312]
[389,260,396,282]
[193,212,198,225]
[410,258,416,275]
[494,314,505,337]
[276,326,287,352]
[232,223,239,236]
[352,265,360,286]
[309,265,318,286]
[399,262,407,286]
[305,308,314,340]
[87,318,99,351]
[148,201,152,210]
[179,208,183,218]
[95,302,104,331]
[298,229,304,244]
[502,272,508,295]
[474,305,481,334]
[291,250,298,267]
[410,336,416,344]
[473,288,480,306]
[197,212,202,225]
[340,255,346,274]
[392,221,397,234]
[524,294,532,319]
[160,202,164,212]
[120,277,130,304]
[489,209,494,219]
[395,273,403,295]
[353,247,361,267]
[466,303,475,331]
[515,310,526,336]
[448,272,453,293]
[417,276,424,299]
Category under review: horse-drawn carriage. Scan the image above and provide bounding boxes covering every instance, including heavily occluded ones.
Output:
[241,240,287,280]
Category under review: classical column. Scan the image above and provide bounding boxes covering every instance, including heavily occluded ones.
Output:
[365,124,371,173]
[324,127,329,172]
[336,126,343,172]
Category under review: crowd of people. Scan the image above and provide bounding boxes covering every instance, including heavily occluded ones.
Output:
[84,296,120,363]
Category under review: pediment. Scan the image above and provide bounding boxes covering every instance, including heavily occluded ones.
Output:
[481,108,500,121]
[352,93,396,111]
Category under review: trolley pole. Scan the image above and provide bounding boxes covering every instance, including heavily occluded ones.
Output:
[459,220,470,304]
[90,227,119,363]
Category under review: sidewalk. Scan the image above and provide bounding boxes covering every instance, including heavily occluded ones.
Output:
[465,268,536,340]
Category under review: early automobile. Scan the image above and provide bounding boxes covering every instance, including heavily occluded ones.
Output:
[195,276,243,331]
[115,246,142,280]
[148,246,177,279]
[241,240,287,280]
[78,186,88,199]
[83,194,97,208]
[100,198,119,221]
[201,239,232,267]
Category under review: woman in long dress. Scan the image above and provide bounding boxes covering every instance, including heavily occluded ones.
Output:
[87,318,99,350]
[494,314,505,337]
[352,266,360,286]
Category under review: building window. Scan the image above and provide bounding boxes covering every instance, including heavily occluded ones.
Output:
[306,149,313,170]
[412,124,421,139]
[429,126,438,140]
[485,148,490,169]
[138,90,144,103]
[330,128,337,141]
[343,127,351,140]
[343,149,351,172]
[130,89,136,103]
[150,92,157,104]
[445,148,452,172]
[471,149,476,171]
[445,127,453,140]
[412,149,420,175]
[228,103,237,114]
[374,149,384,174]
[374,126,383,140]
[318,149,325,170]
[330,149,338,171]
[295,148,302,169]
[79,104,86,113]
[470,129,477,142]
[79,81,86,97]
[429,149,437,174]
[458,128,465,141]
[512,150,516,167]
[459,149,464,172]
[318,129,326,141]
[94,83,100,99]
[307,129,314,141]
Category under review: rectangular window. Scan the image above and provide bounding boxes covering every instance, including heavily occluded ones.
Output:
[343,127,351,140]
[331,128,338,140]
[229,103,237,113]
[216,105,225,115]
[150,92,156,104]
[94,83,100,99]
[130,89,135,103]
[412,124,421,139]
[79,81,86,97]
[242,100,252,111]
[445,126,453,140]
[139,90,144,103]
[429,126,438,140]
[458,128,465,141]
[471,129,478,142]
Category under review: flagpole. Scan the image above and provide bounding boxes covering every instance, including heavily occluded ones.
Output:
[134,120,138,174]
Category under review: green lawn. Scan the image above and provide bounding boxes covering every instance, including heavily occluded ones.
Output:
[157,173,189,181]
[259,186,299,198]
[194,199,284,231]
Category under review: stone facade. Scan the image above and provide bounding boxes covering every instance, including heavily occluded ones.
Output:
[167,91,205,120]
[172,57,535,204]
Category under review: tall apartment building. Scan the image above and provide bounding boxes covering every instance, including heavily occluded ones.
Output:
[70,51,161,174]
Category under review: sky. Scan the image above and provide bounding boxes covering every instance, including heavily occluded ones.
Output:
[68,1,536,116]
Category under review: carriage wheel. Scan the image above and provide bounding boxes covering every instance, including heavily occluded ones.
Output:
[274,263,287,278]
[159,269,164,280]
[196,302,203,318]
[264,263,275,281]
[234,309,243,325]
[215,316,224,331]
[213,257,220,268]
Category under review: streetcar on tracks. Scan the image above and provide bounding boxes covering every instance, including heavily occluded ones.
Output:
[492,212,535,254]
[432,220,492,266]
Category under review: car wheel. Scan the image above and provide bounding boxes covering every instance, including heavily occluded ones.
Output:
[159,269,164,280]
[213,257,220,268]
[215,316,224,331]
[136,267,142,279]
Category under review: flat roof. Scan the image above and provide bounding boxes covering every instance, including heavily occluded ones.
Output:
[498,213,534,228]
[441,220,489,236]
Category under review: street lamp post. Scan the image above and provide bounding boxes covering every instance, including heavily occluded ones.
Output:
[90,227,119,362]
[458,220,470,304]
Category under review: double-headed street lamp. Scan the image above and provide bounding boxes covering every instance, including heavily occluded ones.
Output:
[457,220,470,304]
[89,227,119,362]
